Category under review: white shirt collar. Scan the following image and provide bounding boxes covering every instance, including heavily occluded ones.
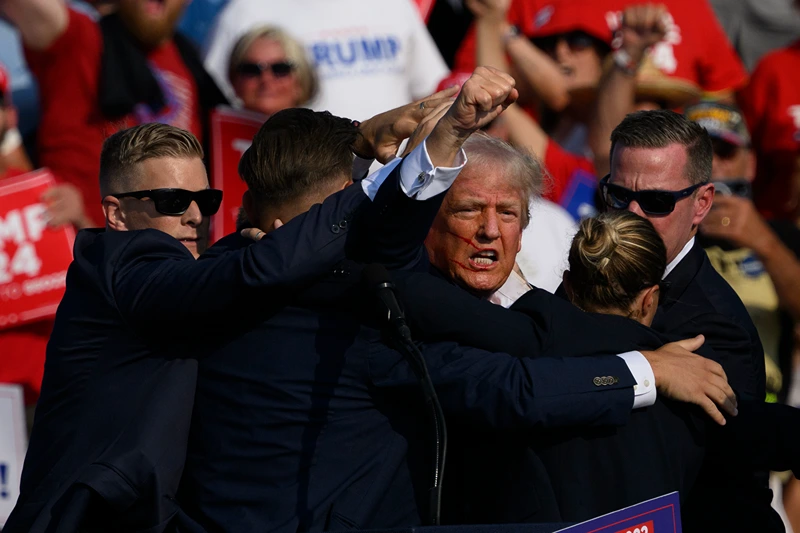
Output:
[663,237,695,279]
[486,269,533,308]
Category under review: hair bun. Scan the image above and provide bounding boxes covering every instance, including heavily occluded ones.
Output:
[577,217,620,272]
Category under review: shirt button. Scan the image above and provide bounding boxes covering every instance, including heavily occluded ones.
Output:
[417,172,426,184]
[644,379,650,388]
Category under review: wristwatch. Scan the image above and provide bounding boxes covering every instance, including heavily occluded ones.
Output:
[612,49,640,76]
[502,25,521,47]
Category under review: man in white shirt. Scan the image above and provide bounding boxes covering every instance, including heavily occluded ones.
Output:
[203,0,450,121]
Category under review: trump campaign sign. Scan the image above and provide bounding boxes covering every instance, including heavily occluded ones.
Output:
[210,106,267,243]
[556,492,681,533]
[0,169,75,330]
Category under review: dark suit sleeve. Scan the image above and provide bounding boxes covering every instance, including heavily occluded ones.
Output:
[349,157,447,271]
[680,312,761,400]
[111,182,367,326]
[368,340,637,429]
[710,401,800,473]
[393,273,549,357]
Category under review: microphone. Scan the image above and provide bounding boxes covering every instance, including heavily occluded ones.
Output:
[362,264,448,526]
[361,264,412,341]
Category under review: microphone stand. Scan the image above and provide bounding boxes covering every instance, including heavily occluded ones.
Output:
[390,319,448,526]
[365,266,447,526]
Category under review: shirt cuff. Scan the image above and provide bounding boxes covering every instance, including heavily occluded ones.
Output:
[399,137,467,201]
[352,155,375,181]
[617,351,657,409]
[361,157,402,201]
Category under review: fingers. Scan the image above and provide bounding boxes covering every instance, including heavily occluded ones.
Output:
[273,219,283,230]
[240,227,266,241]
[699,397,727,426]
[670,334,705,353]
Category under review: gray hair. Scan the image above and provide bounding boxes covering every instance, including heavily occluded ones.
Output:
[228,25,319,106]
[462,132,546,228]
[609,110,712,185]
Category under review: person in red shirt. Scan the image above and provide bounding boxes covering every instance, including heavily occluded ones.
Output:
[455,0,746,95]
[0,64,48,423]
[739,41,800,222]
[0,0,227,227]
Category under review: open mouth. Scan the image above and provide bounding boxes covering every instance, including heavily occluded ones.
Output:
[468,249,499,270]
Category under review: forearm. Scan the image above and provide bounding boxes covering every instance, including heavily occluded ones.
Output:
[588,63,636,176]
[505,31,570,111]
[1,0,67,50]
[503,104,549,159]
[475,18,510,71]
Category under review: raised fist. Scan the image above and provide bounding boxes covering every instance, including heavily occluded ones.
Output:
[619,3,669,61]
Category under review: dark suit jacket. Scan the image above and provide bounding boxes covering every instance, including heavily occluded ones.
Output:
[3,165,422,533]
[177,256,651,533]
[394,271,799,526]
[655,241,779,532]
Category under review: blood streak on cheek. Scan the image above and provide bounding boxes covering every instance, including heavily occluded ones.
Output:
[451,259,479,272]
[447,231,479,250]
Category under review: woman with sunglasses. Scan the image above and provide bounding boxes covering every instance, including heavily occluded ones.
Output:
[227,26,319,117]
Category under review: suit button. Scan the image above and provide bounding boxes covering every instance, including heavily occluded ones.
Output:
[593,377,602,386]
[331,225,340,234]
[344,213,353,222]
[339,220,348,229]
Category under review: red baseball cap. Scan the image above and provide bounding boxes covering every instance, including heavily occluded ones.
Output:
[522,0,621,46]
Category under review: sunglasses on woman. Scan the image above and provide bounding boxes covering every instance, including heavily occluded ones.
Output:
[599,175,707,216]
[532,31,598,54]
[236,61,295,78]
[112,188,223,216]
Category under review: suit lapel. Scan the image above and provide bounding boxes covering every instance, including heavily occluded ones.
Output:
[657,240,706,316]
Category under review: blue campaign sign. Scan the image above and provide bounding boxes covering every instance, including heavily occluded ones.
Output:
[555,492,681,533]
[558,168,599,222]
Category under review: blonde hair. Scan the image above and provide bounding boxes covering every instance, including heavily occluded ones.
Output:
[99,123,204,196]
[567,211,666,315]
[228,25,319,106]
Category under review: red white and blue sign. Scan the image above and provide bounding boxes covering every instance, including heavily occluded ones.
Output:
[556,492,681,533]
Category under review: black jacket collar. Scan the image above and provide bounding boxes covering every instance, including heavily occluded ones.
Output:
[661,239,706,311]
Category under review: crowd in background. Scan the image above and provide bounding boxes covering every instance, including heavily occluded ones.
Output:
[2,0,800,530]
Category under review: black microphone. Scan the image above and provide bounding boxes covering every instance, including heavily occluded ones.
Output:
[362,263,448,526]
[362,263,412,341]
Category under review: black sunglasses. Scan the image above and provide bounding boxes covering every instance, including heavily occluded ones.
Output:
[112,188,223,216]
[236,61,295,78]
[532,31,598,54]
[599,175,707,216]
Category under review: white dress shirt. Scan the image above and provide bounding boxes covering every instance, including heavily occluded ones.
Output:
[359,137,467,201]
[664,237,696,279]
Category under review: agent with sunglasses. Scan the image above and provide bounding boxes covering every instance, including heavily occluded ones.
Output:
[600,109,782,532]
[6,66,519,533]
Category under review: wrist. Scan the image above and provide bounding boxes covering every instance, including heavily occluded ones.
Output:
[613,48,643,76]
[351,121,375,160]
[502,24,521,47]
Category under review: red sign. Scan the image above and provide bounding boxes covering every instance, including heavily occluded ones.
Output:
[0,170,75,329]
[614,520,655,533]
[209,106,267,243]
